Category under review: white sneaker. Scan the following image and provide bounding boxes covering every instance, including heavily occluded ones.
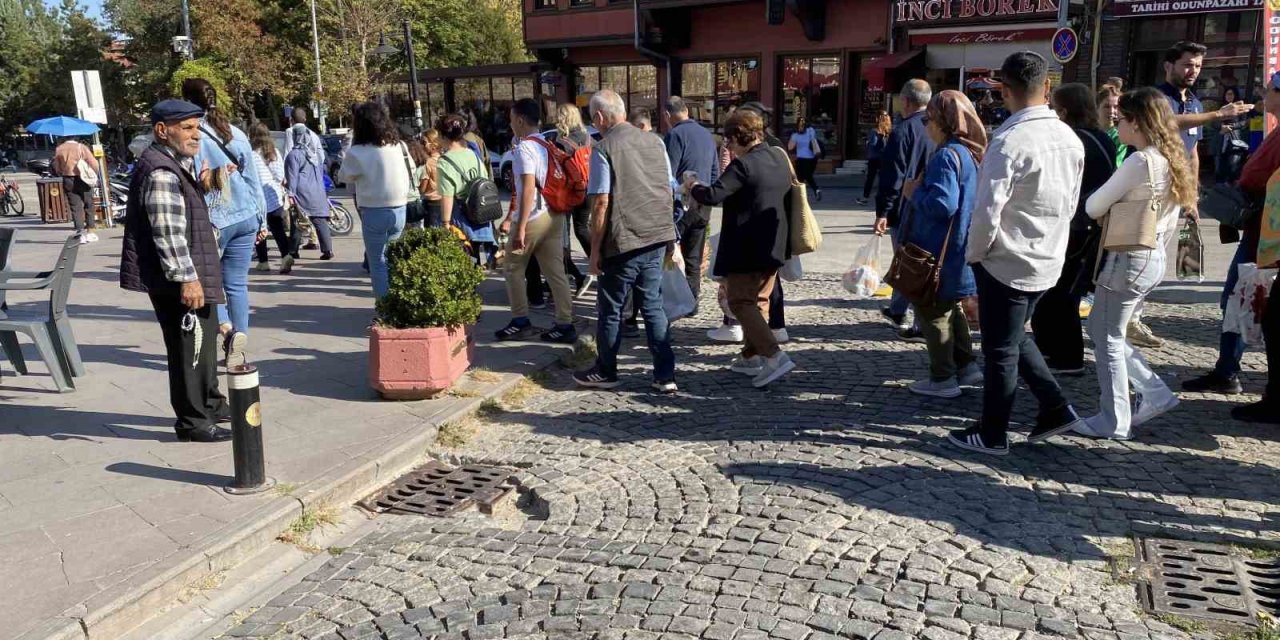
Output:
[958,362,984,387]
[730,355,764,375]
[772,328,790,343]
[752,351,795,388]
[86,232,99,242]
[909,378,962,398]
[1133,392,1179,427]
[77,233,90,245]
[708,324,744,343]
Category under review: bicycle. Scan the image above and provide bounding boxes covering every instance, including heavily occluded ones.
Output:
[0,172,25,217]
[327,200,353,235]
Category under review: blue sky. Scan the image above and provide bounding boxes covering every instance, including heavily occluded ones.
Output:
[45,0,105,21]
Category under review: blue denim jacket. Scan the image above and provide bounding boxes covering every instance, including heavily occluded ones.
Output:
[193,122,267,230]
[905,139,978,301]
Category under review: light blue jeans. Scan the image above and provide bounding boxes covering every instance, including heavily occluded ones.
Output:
[216,217,260,334]
[1086,236,1172,438]
[360,205,406,298]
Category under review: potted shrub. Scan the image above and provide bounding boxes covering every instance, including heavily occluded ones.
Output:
[370,227,485,400]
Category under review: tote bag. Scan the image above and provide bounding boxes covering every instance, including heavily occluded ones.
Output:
[769,147,822,255]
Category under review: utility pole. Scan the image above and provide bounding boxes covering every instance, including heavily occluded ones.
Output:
[403,19,422,132]
[310,0,327,133]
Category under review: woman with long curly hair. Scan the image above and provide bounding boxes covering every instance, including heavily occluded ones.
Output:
[1074,87,1198,440]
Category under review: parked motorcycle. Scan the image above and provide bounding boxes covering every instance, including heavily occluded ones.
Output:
[25,158,52,177]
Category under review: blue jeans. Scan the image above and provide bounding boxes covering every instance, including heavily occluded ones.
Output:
[216,217,260,333]
[360,206,406,298]
[1213,241,1255,378]
[596,243,676,382]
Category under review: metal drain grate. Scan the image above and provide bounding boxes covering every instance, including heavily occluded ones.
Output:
[362,461,515,516]
[1135,537,1280,625]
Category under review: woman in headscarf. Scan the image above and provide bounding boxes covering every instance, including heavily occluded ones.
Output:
[901,90,988,399]
[285,121,333,260]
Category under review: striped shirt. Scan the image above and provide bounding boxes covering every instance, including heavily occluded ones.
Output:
[142,151,198,283]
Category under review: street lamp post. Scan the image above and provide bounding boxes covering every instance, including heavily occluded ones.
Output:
[309,0,326,133]
[403,20,422,132]
[373,22,424,132]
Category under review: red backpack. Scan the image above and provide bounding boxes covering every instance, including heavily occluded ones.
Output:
[525,135,590,213]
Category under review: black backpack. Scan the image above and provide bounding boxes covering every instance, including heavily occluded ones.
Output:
[441,155,503,225]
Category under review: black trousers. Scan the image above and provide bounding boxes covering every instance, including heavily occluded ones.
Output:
[63,177,95,231]
[310,216,333,254]
[862,159,882,199]
[678,203,710,314]
[570,203,592,258]
[527,254,582,305]
[1030,283,1084,370]
[974,265,1069,441]
[796,158,818,188]
[150,294,227,433]
[255,208,300,262]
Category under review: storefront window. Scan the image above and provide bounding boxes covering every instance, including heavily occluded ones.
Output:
[681,59,760,130]
[425,81,446,127]
[576,64,661,114]
[1201,12,1259,106]
[781,55,841,152]
[629,64,657,115]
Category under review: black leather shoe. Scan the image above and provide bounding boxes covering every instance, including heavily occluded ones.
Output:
[177,426,233,443]
[216,413,231,425]
[1181,372,1244,395]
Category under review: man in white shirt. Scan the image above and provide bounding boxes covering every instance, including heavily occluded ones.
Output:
[948,51,1086,456]
[494,98,577,344]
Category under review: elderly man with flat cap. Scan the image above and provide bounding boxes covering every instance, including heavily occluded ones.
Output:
[120,99,232,443]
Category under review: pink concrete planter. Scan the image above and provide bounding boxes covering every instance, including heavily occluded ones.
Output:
[369,325,475,400]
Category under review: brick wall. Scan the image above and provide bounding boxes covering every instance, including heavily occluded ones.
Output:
[1096,19,1131,84]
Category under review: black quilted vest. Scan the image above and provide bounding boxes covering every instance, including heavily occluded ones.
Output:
[119,144,225,303]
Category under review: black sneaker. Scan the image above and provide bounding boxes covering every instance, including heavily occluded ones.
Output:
[946,427,1009,456]
[880,308,908,330]
[495,321,538,342]
[1028,404,1082,443]
[573,365,621,389]
[1231,400,1280,424]
[541,325,578,344]
[898,327,926,343]
[1181,372,1244,395]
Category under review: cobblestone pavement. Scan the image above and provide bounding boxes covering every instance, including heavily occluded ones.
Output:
[220,274,1276,640]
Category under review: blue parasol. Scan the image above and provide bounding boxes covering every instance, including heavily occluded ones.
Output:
[26,116,100,137]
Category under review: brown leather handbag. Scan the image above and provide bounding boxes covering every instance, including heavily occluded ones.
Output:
[884,149,963,306]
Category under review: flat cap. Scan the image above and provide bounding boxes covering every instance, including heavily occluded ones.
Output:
[150,99,204,124]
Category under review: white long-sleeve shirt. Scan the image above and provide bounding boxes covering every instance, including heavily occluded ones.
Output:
[1085,146,1180,239]
[336,143,414,209]
[966,105,1085,291]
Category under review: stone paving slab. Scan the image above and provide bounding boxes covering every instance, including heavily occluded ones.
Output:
[211,227,1271,640]
[0,170,587,640]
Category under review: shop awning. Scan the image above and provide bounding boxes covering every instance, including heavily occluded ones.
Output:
[862,49,924,93]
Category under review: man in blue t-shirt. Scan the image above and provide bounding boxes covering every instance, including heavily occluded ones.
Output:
[1159,41,1254,181]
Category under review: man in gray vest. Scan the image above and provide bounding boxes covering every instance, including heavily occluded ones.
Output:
[120,99,231,443]
[574,89,678,393]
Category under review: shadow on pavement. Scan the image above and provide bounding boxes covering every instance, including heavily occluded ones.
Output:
[105,461,233,487]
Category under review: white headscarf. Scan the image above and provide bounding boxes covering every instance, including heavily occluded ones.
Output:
[290,123,322,166]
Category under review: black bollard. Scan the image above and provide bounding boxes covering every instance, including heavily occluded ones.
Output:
[225,364,276,495]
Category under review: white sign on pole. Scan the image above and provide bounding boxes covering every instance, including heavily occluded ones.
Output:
[71,70,108,124]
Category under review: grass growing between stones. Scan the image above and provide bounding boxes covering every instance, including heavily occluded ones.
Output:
[502,378,542,409]
[1103,540,1137,585]
[277,504,341,553]
[271,482,299,497]
[475,398,503,418]
[177,570,227,603]
[437,417,479,448]
[1220,614,1280,640]
[468,368,502,384]
[1155,613,1207,634]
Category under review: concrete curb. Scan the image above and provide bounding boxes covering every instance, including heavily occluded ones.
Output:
[29,349,564,640]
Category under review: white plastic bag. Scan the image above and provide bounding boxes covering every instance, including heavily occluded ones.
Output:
[779,256,803,282]
[662,265,697,322]
[1223,263,1277,345]
[842,234,885,298]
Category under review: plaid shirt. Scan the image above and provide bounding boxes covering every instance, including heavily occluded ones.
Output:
[142,146,198,283]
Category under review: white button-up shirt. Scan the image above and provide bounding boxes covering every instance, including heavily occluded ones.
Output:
[966,105,1085,292]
